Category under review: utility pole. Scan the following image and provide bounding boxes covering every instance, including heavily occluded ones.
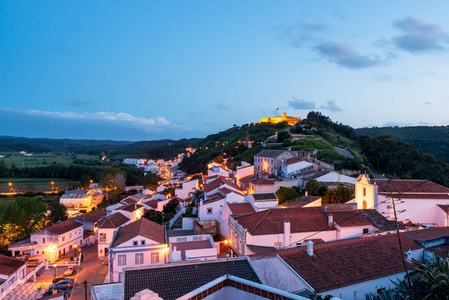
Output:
[84,280,87,300]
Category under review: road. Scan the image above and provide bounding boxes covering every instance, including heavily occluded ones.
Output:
[70,244,108,300]
[333,146,354,159]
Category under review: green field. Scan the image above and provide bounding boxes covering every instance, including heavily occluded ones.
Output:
[0,178,76,186]
[1,154,99,168]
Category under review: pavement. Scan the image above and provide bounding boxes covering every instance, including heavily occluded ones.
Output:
[333,146,354,158]
[3,244,107,300]
[69,244,108,300]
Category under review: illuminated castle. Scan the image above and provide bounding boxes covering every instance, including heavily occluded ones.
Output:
[258,112,301,126]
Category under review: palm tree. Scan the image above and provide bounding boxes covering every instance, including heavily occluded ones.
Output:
[189,189,204,208]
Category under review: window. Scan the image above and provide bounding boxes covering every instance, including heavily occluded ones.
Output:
[42,238,45,244]
[141,240,146,245]
[363,188,366,196]
[62,236,65,242]
[36,251,39,254]
[42,251,44,254]
[135,253,143,264]
[151,252,159,263]
[363,228,369,234]
[69,245,72,251]
[118,255,126,265]
[99,233,106,242]
[69,233,72,238]
[207,208,213,214]
[133,241,138,246]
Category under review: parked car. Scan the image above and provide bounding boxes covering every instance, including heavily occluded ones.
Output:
[52,276,66,284]
[49,279,74,290]
[42,289,63,297]
[63,266,76,276]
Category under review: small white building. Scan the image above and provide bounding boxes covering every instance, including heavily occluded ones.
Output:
[96,212,130,258]
[9,220,83,262]
[168,234,217,262]
[219,203,256,240]
[254,150,296,175]
[108,218,167,282]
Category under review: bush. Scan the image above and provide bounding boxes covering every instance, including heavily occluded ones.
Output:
[276,187,299,204]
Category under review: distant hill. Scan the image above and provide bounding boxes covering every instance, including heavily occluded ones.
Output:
[355,126,449,163]
[0,136,133,154]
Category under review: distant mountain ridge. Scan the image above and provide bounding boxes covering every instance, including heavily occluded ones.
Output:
[355,126,449,163]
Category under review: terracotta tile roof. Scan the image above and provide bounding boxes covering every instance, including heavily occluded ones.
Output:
[112,217,165,247]
[360,209,401,231]
[281,196,320,208]
[118,204,143,213]
[320,182,355,190]
[330,210,373,227]
[39,220,83,236]
[380,193,449,199]
[218,187,233,194]
[427,244,449,259]
[123,257,262,300]
[284,157,306,166]
[204,177,242,193]
[373,179,449,194]
[228,203,256,215]
[238,175,255,184]
[234,207,331,235]
[404,227,449,241]
[121,197,139,205]
[273,234,422,293]
[202,193,225,205]
[0,254,26,276]
[251,178,274,185]
[97,212,130,229]
[144,200,158,209]
[247,244,275,254]
[306,170,332,181]
[73,210,107,223]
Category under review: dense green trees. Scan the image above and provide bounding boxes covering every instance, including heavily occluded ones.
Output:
[276,187,299,204]
[143,209,163,224]
[322,186,353,204]
[305,180,321,196]
[0,198,47,248]
[47,202,68,225]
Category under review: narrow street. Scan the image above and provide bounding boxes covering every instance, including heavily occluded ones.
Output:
[69,244,108,300]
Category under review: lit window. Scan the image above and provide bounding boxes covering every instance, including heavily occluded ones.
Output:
[118,255,126,265]
[151,252,159,263]
[135,253,143,264]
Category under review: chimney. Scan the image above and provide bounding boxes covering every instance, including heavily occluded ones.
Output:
[305,191,308,196]
[283,221,291,248]
[328,213,333,227]
[406,249,412,262]
[306,240,314,256]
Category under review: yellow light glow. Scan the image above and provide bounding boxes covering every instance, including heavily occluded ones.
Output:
[224,240,228,245]
[8,182,12,186]
[53,264,57,268]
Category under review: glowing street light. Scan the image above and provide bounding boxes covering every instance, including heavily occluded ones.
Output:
[8,182,12,193]
[74,243,78,258]
[53,263,57,277]
[51,181,54,192]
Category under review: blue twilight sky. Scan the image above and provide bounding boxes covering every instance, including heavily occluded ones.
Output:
[1,1,449,141]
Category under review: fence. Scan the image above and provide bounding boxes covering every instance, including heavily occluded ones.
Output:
[169,207,186,229]
[0,262,45,300]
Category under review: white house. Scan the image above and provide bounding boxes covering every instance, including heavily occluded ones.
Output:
[168,234,217,262]
[0,254,27,299]
[254,150,296,175]
[312,170,357,185]
[251,233,423,300]
[281,157,317,178]
[96,212,130,258]
[219,203,256,240]
[207,164,231,178]
[59,189,94,217]
[9,220,83,262]
[174,179,199,200]
[115,204,144,223]
[108,218,167,282]
[247,193,279,211]
[228,205,379,256]
[354,174,449,226]
[248,178,297,194]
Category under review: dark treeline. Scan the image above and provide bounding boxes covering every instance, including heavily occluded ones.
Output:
[360,134,449,186]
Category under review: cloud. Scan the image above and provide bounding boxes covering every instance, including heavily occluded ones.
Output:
[372,73,408,83]
[279,19,328,48]
[188,111,203,117]
[424,101,432,105]
[393,16,447,53]
[321,100,342,112]
[0,108,193,140]
[63,98,91,107]
[315,41,382,69]
[215,103,230,110]
[381,121,431,127]
[287,98,316,110]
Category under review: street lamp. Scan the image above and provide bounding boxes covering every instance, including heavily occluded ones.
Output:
[51,181,54,192]
[53,264,57,277]
[74,243,78,258]
[8,182,12,193]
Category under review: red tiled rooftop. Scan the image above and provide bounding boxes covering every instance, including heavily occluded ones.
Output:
[380,193,449,200]
[118,204,143,212]
[404,227,449,241]
[0,254,26,276]
[39,220,83,236]
[171,240,214,258]
[373,179,449,194]
[267,234,422,293]
[97,212,130,229]
[284,157,306,166]
[228,203,256,215]
[112,217,165,247]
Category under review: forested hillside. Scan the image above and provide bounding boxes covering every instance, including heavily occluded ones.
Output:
[356,126,449,163]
